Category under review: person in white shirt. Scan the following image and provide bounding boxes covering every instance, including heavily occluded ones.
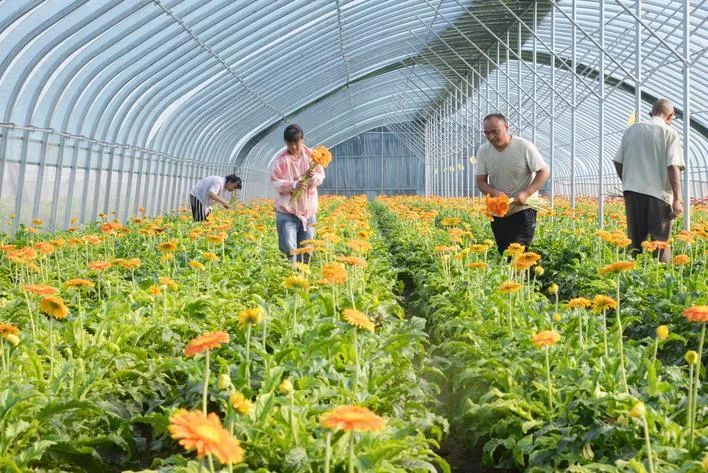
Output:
[614,99,684,262]
[476,113,550,254]
[189,174,242,222]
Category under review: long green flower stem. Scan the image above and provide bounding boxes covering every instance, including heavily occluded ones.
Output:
[202,349,210,415]
[289,392,297,446]
[348,432,356,473]
[48,318,54,381]
[352,329,359,400]
[324,431,332,473]
[0,339,6,371]
[23,293,37,338]
[616,274,629,393]
[245,325,252,388]
[690,324,705,448]
[602,310,609,357]
[641,414,655,473]
[508,293,513,332]
[687,364,694,445]
[545,347,554,411]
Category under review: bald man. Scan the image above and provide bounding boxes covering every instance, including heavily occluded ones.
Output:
[614,99,685,261]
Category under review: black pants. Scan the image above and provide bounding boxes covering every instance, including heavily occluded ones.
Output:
[624,191,672,261]
[190,195,210,222]
[490,208,537,254]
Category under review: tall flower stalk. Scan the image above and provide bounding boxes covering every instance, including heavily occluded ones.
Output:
[184,331,230,414]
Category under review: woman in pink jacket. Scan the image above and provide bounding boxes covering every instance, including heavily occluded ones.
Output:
[270,124,325,263]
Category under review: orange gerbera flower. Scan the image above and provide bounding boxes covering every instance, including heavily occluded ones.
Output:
[290,246,314,256]
[505,242,525,257]
[567,297,592,309]
[168,409,244,464]
[320,405,386,432]
[310,145,333,167]
[238,308,263,327]
[342,308,375,332]
[158,240,178,252]
[673,254,691,266]
[0,323,19,336]
[88,260,112,271]
[159,277,178,290]
[531,330,561,349]
[22,284,58,296]
[499,281,522,294]
[485,194,509,218]
[39,296,69,320]
[189,260,206,271]
[683,306,708,323]
[184,331,230,357]
[34,242,55,255]
[469,244,490,254]
[600,261,635,274]
[64,278,95,289]
[206,233,226,244]
[203,252,219,262]
[592,295,617,313]
[440,217,462,227]
[320,262,348,285]
[336,255,368,267]
[467,262,487,270]
[346,239,372,253]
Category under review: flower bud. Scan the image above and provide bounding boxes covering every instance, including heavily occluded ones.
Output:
[218,373,231,391]
[655,325,669,340]
[5,333,20,347]
[534,266,545,277]
[552,312,561,322]
[629,401,645,418]
[685,350,699,365]
[548,283,559,295]
[279,379,294,395]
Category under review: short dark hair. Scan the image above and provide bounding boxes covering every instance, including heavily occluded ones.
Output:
[225,175,242,188]
[483,113,507,124]
[284,124,304,143]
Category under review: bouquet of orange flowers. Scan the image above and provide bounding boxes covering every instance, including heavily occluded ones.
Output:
[484,193,548,218]
[290,145,332,205]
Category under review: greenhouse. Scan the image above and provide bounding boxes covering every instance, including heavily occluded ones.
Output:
[0,1,706,472]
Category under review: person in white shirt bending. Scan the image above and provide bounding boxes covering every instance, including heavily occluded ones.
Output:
[189,174,242,222]
[475,113,550,254]
[614,99,685,262]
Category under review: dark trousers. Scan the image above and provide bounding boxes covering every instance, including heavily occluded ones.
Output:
[190,195,210,222]
[490,208,537,254]
[624,191,673,262]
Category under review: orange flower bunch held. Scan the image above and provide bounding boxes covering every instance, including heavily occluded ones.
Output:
[270,124,326,264]
[475,113,550,254]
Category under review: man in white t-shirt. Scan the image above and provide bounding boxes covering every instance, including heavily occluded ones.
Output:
[475,113,550,254]
[614,99,684,262]
[189,174,242,221]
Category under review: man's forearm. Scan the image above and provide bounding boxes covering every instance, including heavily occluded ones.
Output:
[524,167,550,195]
[668,165,682,200]
[208,192,227,205]
[476,176,498,196]
[613,162,623,181]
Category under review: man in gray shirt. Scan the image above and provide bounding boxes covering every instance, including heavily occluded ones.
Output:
[476,113,550,254]
[614,99,684,262]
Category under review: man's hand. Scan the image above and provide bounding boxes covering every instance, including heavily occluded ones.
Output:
[671,199,684,218]
[221,202,231,210]
[295,179,307,191]
[514,190,529,205]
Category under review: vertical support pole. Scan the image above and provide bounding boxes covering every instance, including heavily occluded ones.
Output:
[570,0,577,209]
[635,0,642,120]
[518,22,522,135]
[550,6,556,207]
[683,0,691,229]
[532,2,537,143]
[599,0,605,228]
[505,30,510,121]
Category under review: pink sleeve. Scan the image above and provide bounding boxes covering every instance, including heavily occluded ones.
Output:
[270,157,297,194]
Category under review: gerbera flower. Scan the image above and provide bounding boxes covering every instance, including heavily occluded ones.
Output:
[469,244,490,254]
[484,194,509,218]
[0,323,19,337]
[189,260,206,271]
[148,285,161,297]
[64,279,95,289]
[673,254,691,266]
[184,331,230,357]
[158,240,178,252]
[467,262,487,270]
[336,255,368,267]
[343,309,375,332]
[88,260,112,271]
[39,296,69,320]
[283,276,309,292]
[320,263,347,285]
[310,145,332,167]
[34,242,55,255]
[290,246,314,256]
[203,252,219,262]
[159,277,178,290]
[656,325,669,340]
[499,281,522,294]
[22,284,58,296]
[683,305,708,323]
[320,405,385,432]
[229,391,252,415]
[32,218,43,226]
[206,233,226,244]
[567,297,592,309]
[346,239,372,253]
[505,242,525,257]
[592,295,617,313]
[531,330,561,349]
[238,308,263,327]
[293,262,310,274]
[168,409,244,464]
[599,261,635,274]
